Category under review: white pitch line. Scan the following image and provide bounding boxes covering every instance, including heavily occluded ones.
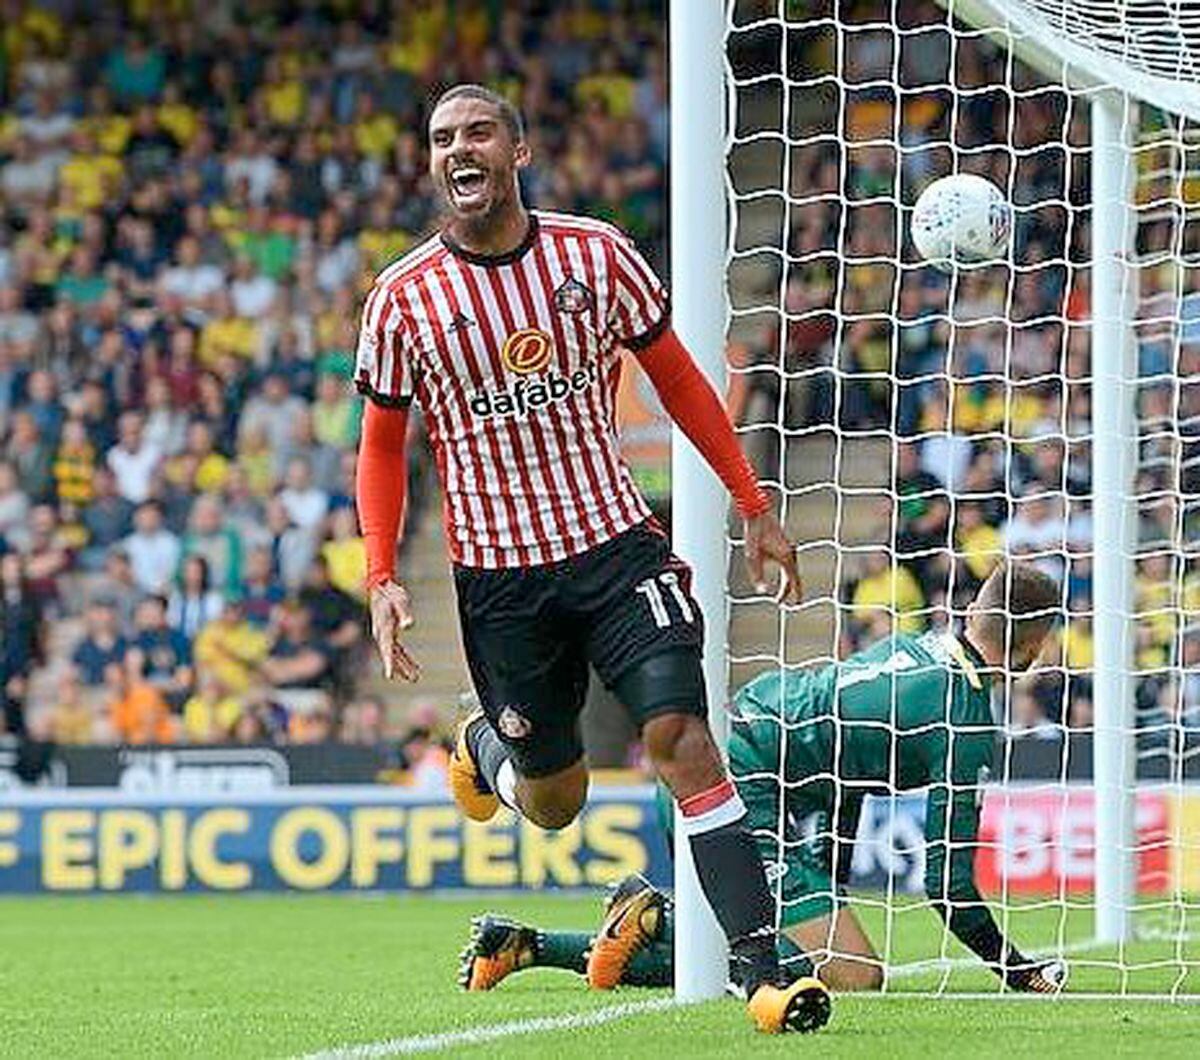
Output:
[860,992,1200,1003]
[886,934,1106,981]
[299,932,1200,1057]
[293,997,678,1059]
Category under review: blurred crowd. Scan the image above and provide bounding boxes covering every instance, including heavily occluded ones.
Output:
[0,0,668,749]
[734,0,1200,750]
[3,0,1197,763]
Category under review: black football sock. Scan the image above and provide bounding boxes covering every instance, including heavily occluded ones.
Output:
[680,780,781,996]
[534,930,590,974]
[466,715,511,796]
[777,931,816,981]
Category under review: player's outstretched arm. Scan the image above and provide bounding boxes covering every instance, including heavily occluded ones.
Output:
[636,327,801,602]
[357,401,420,682]
[925,787,1066,993]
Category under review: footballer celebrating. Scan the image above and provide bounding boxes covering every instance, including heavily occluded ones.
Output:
[354,84,825,1033]
[460,563,1067,997]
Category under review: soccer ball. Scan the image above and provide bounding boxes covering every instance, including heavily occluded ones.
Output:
[910,174,1011,269]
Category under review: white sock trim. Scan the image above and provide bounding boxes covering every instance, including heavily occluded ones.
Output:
[679,790,747,837]
[495,759,518,811]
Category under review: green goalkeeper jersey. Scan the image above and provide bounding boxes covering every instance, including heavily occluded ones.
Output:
[731,630,996,936]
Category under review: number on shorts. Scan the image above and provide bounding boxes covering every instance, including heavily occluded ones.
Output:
[635,571,695,629]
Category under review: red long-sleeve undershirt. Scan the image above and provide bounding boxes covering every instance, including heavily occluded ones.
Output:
[356,326,768,590]
[633,326,770,520]
[357,400,410,590]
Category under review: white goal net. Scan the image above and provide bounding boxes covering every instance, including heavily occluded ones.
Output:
[721,0,1200,996]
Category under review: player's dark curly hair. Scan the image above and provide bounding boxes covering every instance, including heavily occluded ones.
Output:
[430,83,525,142]
[972,561,1060,656]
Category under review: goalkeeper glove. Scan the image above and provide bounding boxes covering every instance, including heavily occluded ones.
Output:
[1002,948,1068,993]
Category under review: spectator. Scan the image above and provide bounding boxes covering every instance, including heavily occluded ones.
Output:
[221,466,266,544]
[918,388,973,490]
[159,235,225,308]
[79,467,134,571]
[105,34,167,107]
[180,493,242,595]
[954,501,1003,585]
[0,286,40,349]
[107,410,162,505]
[399,704,451,794]
[132,594,194,708]
[321,506,367,600]
[239,371,308,459]
[170,421,230,494]
[0,461,31,549]
[299,554,365,699]
[1,553,42,735]
[1,135,58,212]
[182,672,243,743]
[262,495,317,592]
[21,503,71,613]
[107,652,175,745]
[45,670,101,745]
[88,548,141,630]
[241,544,285,629]
[235,423,276,497]
[340,696,387,745]
[230,256,278,318]
[6,410,55,502]
[895,439,950,580]
[52,417,96,507]
[312,372,360,450]
[198,288,259,367]
[225,129,279,206]
[266,326,316,399]
[193,597,270,696]
[23,370,63,444]
[72,600,128,688]
[278,455,328,531]
[168,554,224,639]
[849,551,927,638]
[259,598,332,716]
[77,380,117,455]
[279,407,340,492]
[142,377,188,459]
[123,501,181,594]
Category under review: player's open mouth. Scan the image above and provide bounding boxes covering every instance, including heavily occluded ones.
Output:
[448,166,488,207]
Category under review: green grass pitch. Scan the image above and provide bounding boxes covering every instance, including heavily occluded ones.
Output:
[3,892,1199,1058]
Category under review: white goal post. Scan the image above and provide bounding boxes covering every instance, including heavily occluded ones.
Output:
[671,0,1200,1000]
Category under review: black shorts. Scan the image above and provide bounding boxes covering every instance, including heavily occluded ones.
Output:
[454,522,707,777]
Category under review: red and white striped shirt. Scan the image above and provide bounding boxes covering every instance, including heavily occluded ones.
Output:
[355,210,669,569]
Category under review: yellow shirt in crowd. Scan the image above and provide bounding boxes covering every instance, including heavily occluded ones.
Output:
[322,538,367,601]
[194,621,271,694]
[851,564,926,634]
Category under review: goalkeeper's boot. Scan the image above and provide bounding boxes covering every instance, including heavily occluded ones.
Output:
[586,873,668,989]
[747,976,832,1034]
[458,914,537,991]
[449,708,499,822]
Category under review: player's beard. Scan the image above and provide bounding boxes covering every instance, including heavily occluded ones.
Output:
[445,170,520,243]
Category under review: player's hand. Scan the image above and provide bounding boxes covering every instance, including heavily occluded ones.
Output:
[368,579,420,682]
[1004,955,1067,994]
[744,511,802,604]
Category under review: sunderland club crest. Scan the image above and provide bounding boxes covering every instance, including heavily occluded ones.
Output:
[554,277,595,315]
[497,706,533,740]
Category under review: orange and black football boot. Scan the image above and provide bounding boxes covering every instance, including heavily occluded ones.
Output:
[585,873,668,989]
[449,708,499,822]
[747,975,832,1033]
[458,915,537,991]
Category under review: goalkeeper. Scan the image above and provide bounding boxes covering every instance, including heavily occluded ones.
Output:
[460,562,1066,995]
